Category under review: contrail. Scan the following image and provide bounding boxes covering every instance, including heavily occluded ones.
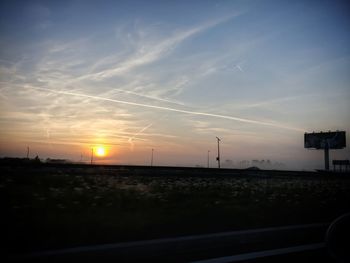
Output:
[28,86,303,132]
[109,88,185,106]
[128,123,153,150]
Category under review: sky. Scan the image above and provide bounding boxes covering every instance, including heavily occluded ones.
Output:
[0,0,349,170]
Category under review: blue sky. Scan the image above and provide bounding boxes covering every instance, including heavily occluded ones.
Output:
[0,0,349,169]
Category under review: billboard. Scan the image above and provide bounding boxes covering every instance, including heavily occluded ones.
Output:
[304,131,346,149]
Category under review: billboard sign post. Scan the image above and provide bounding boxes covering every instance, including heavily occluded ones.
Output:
[304,131,346,170]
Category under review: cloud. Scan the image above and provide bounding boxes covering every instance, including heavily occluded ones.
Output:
[76,14,239,82]
[236,64,244,72]
[3,13,251,112]
[228,96,301,110]
[27,86,304,132]
[104,87,186,106]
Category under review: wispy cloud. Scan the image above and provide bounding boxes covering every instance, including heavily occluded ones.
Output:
[27,86,304,132]
[105,87,186,106]
[228,96,301,110]
[76,14,239,82]
[236,64,244,72]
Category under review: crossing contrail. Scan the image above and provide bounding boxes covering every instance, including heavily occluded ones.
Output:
[27,86,303,132]
[128,123,153,150]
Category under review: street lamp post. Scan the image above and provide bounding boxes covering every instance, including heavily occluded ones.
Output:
[216,137,221,168]
[151,148,154,167]
[207,150,210,168]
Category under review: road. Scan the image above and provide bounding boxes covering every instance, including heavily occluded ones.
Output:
[9,223,332,262]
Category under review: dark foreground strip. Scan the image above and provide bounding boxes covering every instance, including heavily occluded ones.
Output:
[8,223,329,262]
[191,243,326,263]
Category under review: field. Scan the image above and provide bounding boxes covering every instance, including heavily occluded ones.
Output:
[2,163,350,255]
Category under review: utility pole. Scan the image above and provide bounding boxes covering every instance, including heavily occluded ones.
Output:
[207,150,210,168]
[324,140,330,170]
[90,148,94,165]
[151,148,154,167]
[216,137,221,168]
[26,146,29,159]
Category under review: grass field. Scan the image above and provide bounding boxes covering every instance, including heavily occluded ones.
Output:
[2,164,350,254]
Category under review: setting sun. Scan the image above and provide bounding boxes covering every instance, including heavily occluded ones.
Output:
[95,146,106,157]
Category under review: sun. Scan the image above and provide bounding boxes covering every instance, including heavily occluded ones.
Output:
[95,146,106,157]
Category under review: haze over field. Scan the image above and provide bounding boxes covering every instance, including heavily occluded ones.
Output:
[0,0,349,170]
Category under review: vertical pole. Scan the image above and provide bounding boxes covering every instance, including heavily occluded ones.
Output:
[151,149,154,167]
[216,137,221,169]
[91,148,94,165]
[207,150,210,168]
[26,146,29,159]
[218,141,220,168]
[324,147,329,171]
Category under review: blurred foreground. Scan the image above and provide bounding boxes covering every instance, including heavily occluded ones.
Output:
[2,163,350,257]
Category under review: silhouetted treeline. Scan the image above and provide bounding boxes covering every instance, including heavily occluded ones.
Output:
[222,159,286,170]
